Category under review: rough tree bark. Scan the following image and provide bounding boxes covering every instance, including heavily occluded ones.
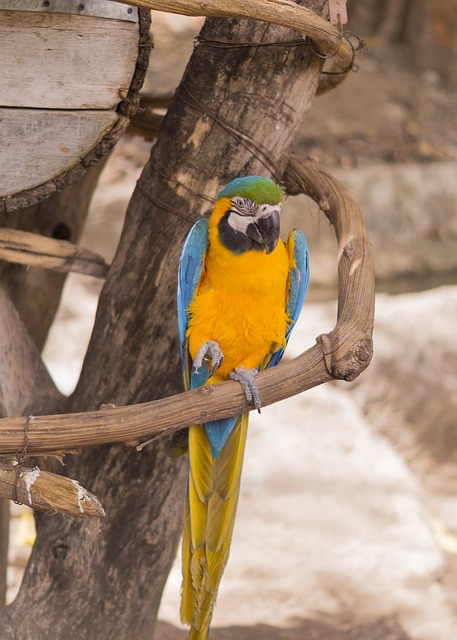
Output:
[0,501,7,606]
[0,2,330,637]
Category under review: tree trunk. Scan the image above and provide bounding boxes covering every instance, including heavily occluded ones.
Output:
[0,160,106,351]
[0,501,8,607]
[0,2,328,637]
[0,163,105,610]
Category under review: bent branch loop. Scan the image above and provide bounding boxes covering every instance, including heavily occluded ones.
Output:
[0,156,374,457]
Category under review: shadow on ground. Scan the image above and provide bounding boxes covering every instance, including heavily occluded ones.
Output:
[156,616,411,640]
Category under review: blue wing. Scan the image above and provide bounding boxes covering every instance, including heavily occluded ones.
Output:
[177,218,239,458]
[177,218,209,389]
[267,228,310,368]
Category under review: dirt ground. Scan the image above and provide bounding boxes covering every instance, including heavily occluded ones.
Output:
[6,11,457,640]
[297,45,457,168]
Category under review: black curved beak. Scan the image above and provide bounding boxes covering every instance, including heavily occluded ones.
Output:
[246,209,280,254]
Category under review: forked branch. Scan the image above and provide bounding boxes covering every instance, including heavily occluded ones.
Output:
[0,157,374,457]
[0,286,62,418]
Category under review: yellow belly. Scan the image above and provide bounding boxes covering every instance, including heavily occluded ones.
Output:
[187,239,289,380]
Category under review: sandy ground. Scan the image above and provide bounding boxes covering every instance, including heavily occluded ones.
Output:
[6,10,457,640]
[8,281,457,640]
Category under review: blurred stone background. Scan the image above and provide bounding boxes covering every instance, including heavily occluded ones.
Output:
[8,7,457,640]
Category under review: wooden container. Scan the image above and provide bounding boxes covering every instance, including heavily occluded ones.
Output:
[0,1,150,212]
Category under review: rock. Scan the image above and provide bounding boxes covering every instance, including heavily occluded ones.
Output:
[338,163,457,281]
[283,162,457,292]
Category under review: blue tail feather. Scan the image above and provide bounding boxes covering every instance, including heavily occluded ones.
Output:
[204,416,239,458]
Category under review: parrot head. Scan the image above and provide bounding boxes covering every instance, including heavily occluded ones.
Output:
[214,176,283,255]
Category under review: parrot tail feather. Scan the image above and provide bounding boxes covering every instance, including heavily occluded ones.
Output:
[181,414,249,637]
[189,624,209,640]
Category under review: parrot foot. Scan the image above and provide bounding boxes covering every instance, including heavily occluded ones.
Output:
[193,340,224,376]
[229,367,261,413]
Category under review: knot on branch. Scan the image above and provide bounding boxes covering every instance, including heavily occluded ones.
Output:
[318,331,373,382]
[49,522,100,587]
[343,241,355,257]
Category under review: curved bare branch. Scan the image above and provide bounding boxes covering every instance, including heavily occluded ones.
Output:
[0,157,374,457]
[110,0,355,92]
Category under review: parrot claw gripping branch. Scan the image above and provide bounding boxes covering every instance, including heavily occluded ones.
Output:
[229,367,261,413]
[0,0,373,637]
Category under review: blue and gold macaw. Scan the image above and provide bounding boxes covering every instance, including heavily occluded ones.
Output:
[177,176,309,639]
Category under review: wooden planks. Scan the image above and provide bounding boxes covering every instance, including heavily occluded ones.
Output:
[0,10,139,109]
[0,109,118,196]
[0,5,149,208]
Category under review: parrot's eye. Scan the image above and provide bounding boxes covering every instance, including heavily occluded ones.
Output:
[231,197,256,216]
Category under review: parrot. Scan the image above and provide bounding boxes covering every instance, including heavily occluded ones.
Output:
[177,175,309,639]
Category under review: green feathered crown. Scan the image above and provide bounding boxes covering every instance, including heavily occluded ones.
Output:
[217,176,283,205]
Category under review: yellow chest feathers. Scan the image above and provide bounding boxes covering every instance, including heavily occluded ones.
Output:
[187,234,290,378]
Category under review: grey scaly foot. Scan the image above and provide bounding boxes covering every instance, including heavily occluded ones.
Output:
[229,366,261,413]
[193,340,224,376]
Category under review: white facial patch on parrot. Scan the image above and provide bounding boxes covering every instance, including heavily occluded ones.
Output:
[227,198,282,234]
